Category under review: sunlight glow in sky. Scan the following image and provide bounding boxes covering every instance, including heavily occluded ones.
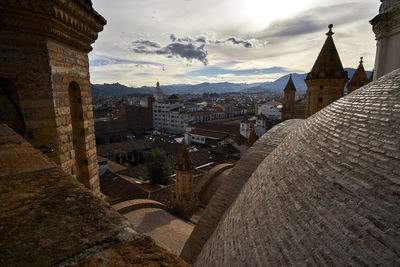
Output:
[89,0,380,87]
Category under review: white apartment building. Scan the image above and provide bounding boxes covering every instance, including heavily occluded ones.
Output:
[257,102,282,121]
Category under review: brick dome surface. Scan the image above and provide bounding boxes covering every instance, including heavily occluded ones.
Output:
[196,69,400,266]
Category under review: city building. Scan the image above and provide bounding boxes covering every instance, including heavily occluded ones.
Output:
[257,101,282,121]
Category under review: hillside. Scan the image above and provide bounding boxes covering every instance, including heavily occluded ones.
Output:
[91,68,372,97]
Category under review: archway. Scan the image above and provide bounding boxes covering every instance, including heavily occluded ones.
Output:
[69,81,90,188]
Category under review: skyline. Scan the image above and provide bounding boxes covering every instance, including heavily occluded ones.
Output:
[89,0,380,87]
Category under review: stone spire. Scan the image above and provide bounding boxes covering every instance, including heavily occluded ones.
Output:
[306,24,348,80]
[347,57,369,94]
[153,81,164,101]
[304,24,349,118]
[284,74,296,91]
[282,74,297,120]
[172,142,197,215]
[175,142,194,171]
[246,126,258,149]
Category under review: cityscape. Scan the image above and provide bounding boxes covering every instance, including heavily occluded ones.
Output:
[0,0,399,266]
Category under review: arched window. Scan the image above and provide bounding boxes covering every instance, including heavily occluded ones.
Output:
[69,81,90,188]
[0,78,25,136]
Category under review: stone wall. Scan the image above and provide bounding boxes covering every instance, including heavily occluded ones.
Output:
[0,1,106,194]
[180,119,303,263]
[0,124,189,266]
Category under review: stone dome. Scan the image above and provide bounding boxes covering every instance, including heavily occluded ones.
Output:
[196,69,400,266]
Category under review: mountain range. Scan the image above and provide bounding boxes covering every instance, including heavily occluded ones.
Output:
[91,68,372,97]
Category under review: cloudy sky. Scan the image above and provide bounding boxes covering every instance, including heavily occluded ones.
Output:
[89,0,380,87]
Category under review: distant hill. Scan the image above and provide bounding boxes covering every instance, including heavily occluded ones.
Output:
[243,73,307,94]
[242,68,372,94]
[91,68,372,97]
[90,83,152,97]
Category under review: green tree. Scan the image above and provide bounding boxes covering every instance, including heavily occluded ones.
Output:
[145,148,172,185]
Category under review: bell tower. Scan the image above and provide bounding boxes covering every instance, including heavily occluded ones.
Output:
[347,57,369,94]
[281,74,296,120]
[305,24,348,118]
[0,1,106,195]
[171,142,198,214]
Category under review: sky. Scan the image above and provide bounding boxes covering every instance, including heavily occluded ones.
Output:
[89,0,381,87]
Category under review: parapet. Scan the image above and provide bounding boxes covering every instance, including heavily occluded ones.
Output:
[0,124,189,266]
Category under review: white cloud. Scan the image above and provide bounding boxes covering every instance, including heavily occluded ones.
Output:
[89,0,380,86]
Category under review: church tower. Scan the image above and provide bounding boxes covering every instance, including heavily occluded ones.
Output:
[281,74,296,120]
[153,81,165,102]
[347,57,369,94]
[246,126,258,149]
[0,1,106,195]
[240,115,250,138]
[171,142,198,214]
[305,24,348,118]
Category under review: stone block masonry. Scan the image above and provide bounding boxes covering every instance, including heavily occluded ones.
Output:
[0,124,189,266]
[196,69,400,266]
[0,0,106,195]
[180,119,303,263]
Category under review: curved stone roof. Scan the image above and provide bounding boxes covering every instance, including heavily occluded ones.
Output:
[181,119,303,263]
[196,69,400,266]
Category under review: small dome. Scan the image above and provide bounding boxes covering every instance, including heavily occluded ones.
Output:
[196,69,400,266]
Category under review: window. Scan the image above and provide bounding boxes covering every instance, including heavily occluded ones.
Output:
[320,85,323,89]
[319,97,323,103]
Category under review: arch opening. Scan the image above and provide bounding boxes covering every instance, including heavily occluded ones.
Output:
[69,81,90,188]
[0,78,25,136]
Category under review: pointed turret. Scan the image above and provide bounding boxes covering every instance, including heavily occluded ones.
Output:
[282,74,297,120]
[305,24,349,118]
[175,142,194,171]
[247,126,258,149]
[306,24,348,80]
[347,57,369,94]
[153,81,164,101]
[284,74,296,91]
[172,142,197,215]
